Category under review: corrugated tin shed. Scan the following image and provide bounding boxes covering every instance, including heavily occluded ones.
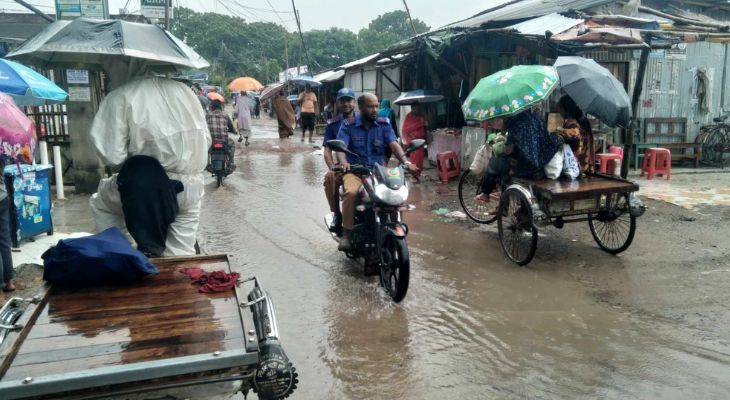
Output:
[508,13,584,36]
[442,0,614,29]
[337,53,380,70]
[313,69,344,83]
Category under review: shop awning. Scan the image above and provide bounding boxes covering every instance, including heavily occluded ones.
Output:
[337,53,381,70]
[313,69,344,83]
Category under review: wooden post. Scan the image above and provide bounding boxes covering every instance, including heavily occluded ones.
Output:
[622,46,650,178]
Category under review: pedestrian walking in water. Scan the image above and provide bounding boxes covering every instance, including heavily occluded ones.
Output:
[298,83,318,143]
[235,91,252,146]
[272,91,295,139]
[253,96,261,119]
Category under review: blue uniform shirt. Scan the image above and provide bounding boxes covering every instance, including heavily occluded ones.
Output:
[336,115,397,168]
[323,112,358,147]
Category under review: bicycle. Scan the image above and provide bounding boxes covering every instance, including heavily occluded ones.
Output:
[695,114,730,168]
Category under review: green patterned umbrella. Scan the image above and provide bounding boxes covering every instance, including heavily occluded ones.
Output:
[462,65,559,121]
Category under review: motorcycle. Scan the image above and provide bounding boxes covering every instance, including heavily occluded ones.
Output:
[324,139,426,302]
[208,138,231,187]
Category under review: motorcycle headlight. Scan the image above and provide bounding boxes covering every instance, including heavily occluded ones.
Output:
[374,183,409,206]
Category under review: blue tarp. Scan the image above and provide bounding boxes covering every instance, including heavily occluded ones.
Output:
[42,227,158,287]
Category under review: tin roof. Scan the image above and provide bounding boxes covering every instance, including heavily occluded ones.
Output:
[337,53,381,70]
[508,13,584,36]
[313,69,344,83]
[442,0,614,29]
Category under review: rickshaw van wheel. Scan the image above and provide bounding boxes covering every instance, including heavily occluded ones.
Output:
[497,187,538,266]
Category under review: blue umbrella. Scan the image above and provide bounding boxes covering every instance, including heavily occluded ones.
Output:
[393,89,444,105]
[290,75,321,88]
[0,59,68,106]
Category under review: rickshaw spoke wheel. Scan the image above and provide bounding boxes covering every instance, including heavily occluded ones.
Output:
[589,193,636,254]
[497,188,537,266]
[458,170,499,224]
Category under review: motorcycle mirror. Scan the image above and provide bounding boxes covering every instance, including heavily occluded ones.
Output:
[326,139,351,154]
[405,139,426,156]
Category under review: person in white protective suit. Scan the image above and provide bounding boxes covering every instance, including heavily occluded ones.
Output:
[89,58,211,256]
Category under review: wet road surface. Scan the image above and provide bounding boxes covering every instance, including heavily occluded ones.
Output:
[197,117,730,399]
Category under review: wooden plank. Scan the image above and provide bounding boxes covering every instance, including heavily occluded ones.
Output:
[0,284,52,380]
[28,310,236,339]
[43,291,237,320]
[2,254,250,387]
[13,317,242,363]
[3,338,246,381]
[34,298,225,325]
[521,175,639,201]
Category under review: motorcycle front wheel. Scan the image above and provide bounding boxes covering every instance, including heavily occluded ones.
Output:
[380,236,410,302]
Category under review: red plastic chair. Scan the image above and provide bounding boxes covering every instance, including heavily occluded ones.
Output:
[436,151,461,184]
[640,147,671,179]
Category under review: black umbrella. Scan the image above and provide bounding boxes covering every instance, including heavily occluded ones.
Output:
[554,56,631,128]
[6,18,209,71]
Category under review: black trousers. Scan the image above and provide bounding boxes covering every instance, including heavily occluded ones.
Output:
[0,197,15,288]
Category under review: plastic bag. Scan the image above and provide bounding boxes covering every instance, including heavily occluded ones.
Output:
[562,144,580,180]
[544,148,564,179]
[469,143,492,173]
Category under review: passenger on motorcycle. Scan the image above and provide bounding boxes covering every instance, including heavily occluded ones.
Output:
[323,88,357,236]
[205,99,236,171]
[335,93,418,251]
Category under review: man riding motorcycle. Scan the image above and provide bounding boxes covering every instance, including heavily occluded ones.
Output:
[323,88,357,236]
[206,98,236,172]
[335,93,417,251]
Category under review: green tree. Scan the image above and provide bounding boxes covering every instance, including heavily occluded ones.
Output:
[358,10,430,54]
[171,7,289,86]
[289,28,364,70]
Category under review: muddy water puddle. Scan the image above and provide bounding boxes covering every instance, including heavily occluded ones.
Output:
[197,144,730,399]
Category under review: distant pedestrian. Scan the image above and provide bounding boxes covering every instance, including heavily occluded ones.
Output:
[402,103,428,182]
[0,158,15,302]
[272,91,295,139]
[253,97,261,119]
[298,83,318,143]
[378,98,399,164]
[235,91,252,146]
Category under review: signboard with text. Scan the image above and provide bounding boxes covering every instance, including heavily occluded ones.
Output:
[141,0,172,19]
[55,0,108,19]
[278,66,309,83]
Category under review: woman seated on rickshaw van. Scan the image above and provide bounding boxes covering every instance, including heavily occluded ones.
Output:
[557,95,595,175]
[475,109,563,202]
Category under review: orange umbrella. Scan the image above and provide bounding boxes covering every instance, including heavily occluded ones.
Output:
[207,92,225,102]
[228,77,264,92]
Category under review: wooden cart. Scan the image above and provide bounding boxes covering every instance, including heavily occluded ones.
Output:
[0,254,297,400]
[459,172,644,266]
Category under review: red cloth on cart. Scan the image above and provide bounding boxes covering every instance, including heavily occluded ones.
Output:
[181,268,240,293]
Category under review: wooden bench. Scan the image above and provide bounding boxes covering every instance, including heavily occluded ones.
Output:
[640,117,699,167]
[658,142,701,168]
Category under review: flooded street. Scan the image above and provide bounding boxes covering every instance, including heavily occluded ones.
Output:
[196,117,730,399]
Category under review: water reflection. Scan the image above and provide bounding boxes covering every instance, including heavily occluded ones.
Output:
[321,268,415,399]
[301,154,320,187]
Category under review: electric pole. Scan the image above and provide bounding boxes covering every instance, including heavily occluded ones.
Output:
[402,0,418,36]
[14,0,54,22]
[164,0,171,30]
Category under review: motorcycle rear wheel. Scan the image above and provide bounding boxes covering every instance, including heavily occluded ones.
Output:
[216,173,223,187]
[380,236,410,302]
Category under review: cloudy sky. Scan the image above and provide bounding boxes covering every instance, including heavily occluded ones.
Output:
[0,0,508,32]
